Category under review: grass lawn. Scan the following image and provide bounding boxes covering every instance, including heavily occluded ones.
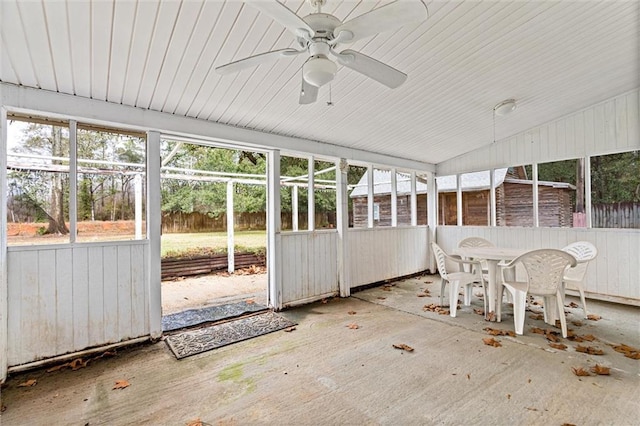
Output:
[161,230,266,257]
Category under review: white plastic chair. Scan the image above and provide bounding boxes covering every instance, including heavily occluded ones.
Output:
[431,242,487,318]
[458,237,494,275]
[562,241,598,318]
[498,249,576,337]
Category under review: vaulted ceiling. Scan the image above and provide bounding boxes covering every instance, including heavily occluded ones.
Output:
[1,0,638,165]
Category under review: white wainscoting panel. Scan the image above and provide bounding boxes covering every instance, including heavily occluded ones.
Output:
[346,226,430,289]
[7,241,149,366]
[436,226,640,305]
[280,231,339,307]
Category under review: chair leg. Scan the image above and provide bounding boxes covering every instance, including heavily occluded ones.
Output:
[440,279,448,307]
[449,281,460,317]
[463,283,472,306]
[512,290,527,335]
[497,284,507,322]
[578,288,588,319]
[556,293,568,338]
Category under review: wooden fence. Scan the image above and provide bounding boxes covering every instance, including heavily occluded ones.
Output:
[591,202,640,228]
[161,211,337,233]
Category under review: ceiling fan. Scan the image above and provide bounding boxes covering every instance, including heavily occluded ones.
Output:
[215,0,428,104]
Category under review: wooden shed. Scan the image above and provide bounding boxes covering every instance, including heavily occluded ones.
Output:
[351,168,575,227]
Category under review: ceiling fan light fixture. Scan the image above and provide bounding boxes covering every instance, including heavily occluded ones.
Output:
[303,56,337,87]
[494,99,517,116]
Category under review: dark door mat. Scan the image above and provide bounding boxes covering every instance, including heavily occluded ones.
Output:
[165,311,296,359]
[162,300,267,332]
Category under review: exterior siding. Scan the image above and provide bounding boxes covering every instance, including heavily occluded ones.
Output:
[6,241,150,366]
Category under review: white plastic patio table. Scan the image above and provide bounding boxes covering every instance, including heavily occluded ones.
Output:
[451,247,525,320]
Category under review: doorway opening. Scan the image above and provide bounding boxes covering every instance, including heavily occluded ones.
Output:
[159,139,269,326]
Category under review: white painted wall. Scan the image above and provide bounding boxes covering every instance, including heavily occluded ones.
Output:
[437,226,640,305]
[346,226,430,288]
[280,231,339,307]
[6,242,150,366]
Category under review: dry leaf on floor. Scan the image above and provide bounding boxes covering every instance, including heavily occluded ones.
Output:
[438,308,450,315]
[506,394,511,400]
[382,286,392,292]
[283,326,296,332]
[587,314,601,321]
[17,379,37,387]
[483,327,515,337]
[545,332,560,343]
[609,343,640,359]
[424,280,433,284]
[571,320,584,327]
[571,367,591,376]
[576,345,604,355]
[529,314,544,321]
[321,299,328,304]
[581,334,597,342]
[186,418,204,426]
[416,293,428,297]
[347,323,359,330]
[591,364,611,375]
[245,299,255,304]
[482,337,502,348]
[70,358,88,371]
[46,364,66,373]
[473,308,484,316]
[347,311,357,315]
[113,380,130,390]
[466,374,470,380]
[376,297,386,300]
[392,344,414,352]
[566,302,579,308]
[531,327,545,335]
[562,423,577,426]
[486,311,496,322]
[549,343,568,350]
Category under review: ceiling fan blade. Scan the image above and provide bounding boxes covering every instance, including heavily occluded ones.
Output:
[333,1,427,44]
[247,0,314,39]
[215,49,302,75]
[336,50,407,89]
[299,77,318,104]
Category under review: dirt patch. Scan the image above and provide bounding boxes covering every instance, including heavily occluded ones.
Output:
[161,270,267,315]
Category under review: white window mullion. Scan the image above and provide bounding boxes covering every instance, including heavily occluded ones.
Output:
[69,120,77,243]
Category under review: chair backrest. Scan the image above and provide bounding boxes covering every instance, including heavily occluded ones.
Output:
[562,241,598,281]
[458,237,494,248]
[431,242,451,280]
[513,249,577,295]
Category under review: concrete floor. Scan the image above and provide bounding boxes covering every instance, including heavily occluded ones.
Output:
[2,274,639,425]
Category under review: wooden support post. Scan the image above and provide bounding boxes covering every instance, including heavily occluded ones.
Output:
[391,169,397,227]
[146,131,162,339]
[267,150,282,310]
[292,185,298,231]
[426,172,437,272]
[134,174,143,240]
[410,171,417,226]
[456,174,463,226]
[0,106,8,382]
[490,169,496,227]
[533,163,539,227]
[308,156,315,231]
[336,159,350,297]
[367,165,374,228]
[227,180,235,273]
[69,120,77,243]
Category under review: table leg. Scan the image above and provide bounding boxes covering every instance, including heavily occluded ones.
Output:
[486,260,497,321]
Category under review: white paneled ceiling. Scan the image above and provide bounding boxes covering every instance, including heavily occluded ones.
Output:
[1,0,638,165]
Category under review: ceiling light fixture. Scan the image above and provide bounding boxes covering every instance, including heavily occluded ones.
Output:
[493,99,517,116]
[303,56,337,88]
